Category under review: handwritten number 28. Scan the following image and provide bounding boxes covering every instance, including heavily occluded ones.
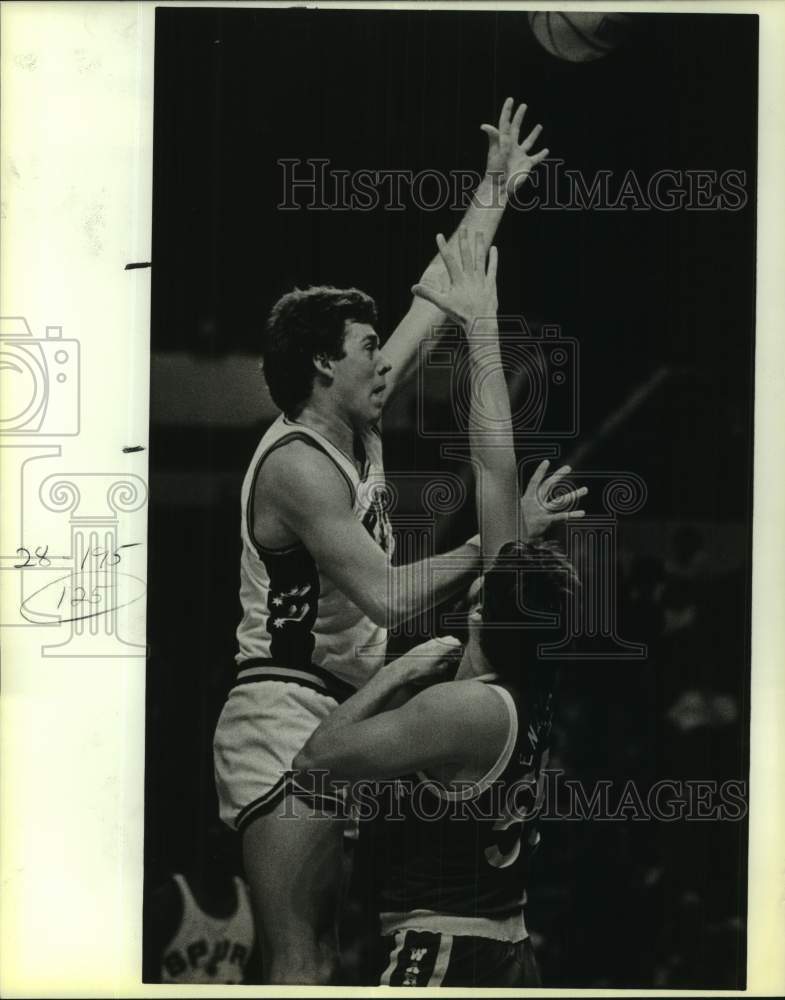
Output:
[14,546,51,568]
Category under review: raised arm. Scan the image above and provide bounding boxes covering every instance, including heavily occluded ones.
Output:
[413,232,588,556]
[383,98,549,398]
[261,443,480,628]
[412,230,517,562]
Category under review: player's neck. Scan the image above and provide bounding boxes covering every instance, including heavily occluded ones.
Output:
[292,399,359,458]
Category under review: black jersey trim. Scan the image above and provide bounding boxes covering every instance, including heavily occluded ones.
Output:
[285,415,373,484]
[236,774,347,832]
[246,431,356,559]
[234,659,357,703]
[235,774,288,830]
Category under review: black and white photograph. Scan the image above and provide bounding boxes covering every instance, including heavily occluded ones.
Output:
[2,1,783,996]
[141,5,760,989]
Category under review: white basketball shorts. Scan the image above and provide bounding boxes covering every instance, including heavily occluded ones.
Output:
[213,664,351,832]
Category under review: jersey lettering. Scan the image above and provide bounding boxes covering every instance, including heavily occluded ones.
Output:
[230,943,248,964]
[187,940,207,966]
[163,952,187,977]
[485,816,522,869]
[160,875,255,984]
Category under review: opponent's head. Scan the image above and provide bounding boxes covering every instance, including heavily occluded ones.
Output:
[262,285,389,422]
[461,540,580,684]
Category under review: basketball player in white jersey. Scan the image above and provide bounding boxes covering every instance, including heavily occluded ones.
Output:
[296,230,584,986]
[213,99,552,984]
[145,872,256,984]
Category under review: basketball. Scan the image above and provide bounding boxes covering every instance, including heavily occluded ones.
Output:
[528,11,632,63]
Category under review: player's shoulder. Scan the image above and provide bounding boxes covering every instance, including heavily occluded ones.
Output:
[411,680,513,773]
[257,437,353,508]
[414,678,509,728]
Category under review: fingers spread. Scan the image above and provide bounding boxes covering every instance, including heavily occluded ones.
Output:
[527,459,550,492]
[555,509,587,521]
[486,244,498,285]
[521,123,543,153]
[436,232,460,283]
[544,464,572,491]
[498,96,514,133]
[480,124,500,144]
[474,230,486,271]
[548,486,588,510]
[510,102,527,145]
[411,282,449,311]
[458,227,474,273]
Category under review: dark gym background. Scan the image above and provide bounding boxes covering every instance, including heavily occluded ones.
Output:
[145,8,756,988]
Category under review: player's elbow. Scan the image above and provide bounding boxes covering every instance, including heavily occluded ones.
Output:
[292,739,320,776]
[294,732,339,775]
[294,739,351,784]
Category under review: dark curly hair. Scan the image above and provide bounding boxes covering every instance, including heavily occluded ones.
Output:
[261,285,378,415]
[479,539,580,686]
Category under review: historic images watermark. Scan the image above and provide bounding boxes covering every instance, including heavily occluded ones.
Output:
[282,769,748,825]
[278,159,748,213]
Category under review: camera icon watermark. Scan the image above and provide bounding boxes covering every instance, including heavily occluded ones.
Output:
[417,316,579,441]
[0,316,80,436]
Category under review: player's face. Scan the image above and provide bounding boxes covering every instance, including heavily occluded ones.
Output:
[331,322,391,426]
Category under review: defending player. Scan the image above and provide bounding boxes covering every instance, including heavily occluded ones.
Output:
[213,99,550,985]
[295,230,583,986]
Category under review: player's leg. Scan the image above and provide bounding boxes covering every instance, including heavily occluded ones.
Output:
[242,798,345,984]
[214,678,347,984]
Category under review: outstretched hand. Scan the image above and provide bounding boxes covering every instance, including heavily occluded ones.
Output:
[411,229,497,328]
[482,97,549,197]
[521,460,588,540]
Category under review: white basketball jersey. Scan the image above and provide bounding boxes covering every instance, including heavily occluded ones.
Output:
[236,414,393,691]
[161,875,255,984]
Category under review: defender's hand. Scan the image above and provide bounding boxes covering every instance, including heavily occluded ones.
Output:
[395,636,463,687]
[411,230,498,328]
[521,460,588,540]
[481,97,549,197]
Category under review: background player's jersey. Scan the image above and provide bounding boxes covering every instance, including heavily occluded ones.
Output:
[236,414,393,690]
[363,675,554,938]
[160,875,254,984]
